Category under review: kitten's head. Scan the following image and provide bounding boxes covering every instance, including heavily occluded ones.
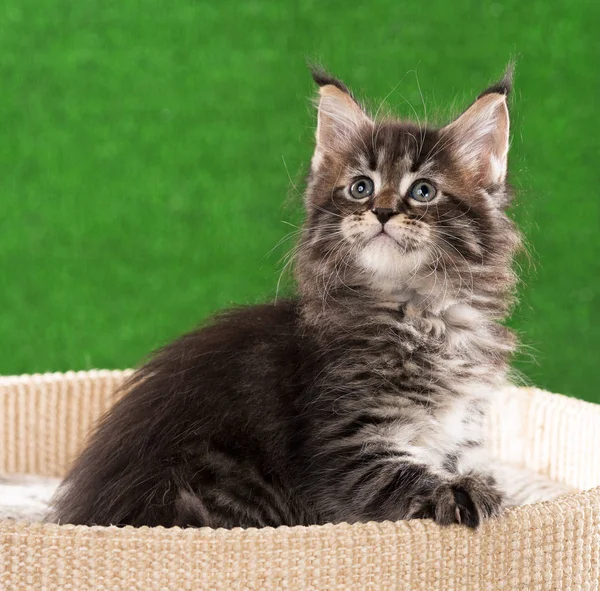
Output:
[297,67,521,315]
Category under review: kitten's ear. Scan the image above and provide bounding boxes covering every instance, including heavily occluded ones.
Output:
[442,66,513,187]
[310,68,372,170]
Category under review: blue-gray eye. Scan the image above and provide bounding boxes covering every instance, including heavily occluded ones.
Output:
[349,177,374,200]
[409,180,437,203]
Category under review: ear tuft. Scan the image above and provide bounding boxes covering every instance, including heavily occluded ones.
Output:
[477,62,515,99]
[309,64,353,96]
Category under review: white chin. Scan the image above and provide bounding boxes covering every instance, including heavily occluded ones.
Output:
[358,234,424,278]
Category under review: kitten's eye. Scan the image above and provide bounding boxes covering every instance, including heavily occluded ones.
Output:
[409,180,437,203]
[349,177,374,200]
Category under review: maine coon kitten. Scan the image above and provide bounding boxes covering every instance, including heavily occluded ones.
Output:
[51,67,570,530]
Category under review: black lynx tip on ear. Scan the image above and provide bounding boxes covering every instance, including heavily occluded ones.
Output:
[309,64,352,96]
[477,62,515,99]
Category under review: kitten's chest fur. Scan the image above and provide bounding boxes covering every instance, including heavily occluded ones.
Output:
[342,299,510,392]
[400,304,505,468]
[317,300,511,475]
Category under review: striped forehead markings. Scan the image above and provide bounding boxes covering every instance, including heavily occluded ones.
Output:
[399,173,418,196]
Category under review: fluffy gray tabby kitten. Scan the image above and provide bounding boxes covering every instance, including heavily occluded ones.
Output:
[51,67,569,530]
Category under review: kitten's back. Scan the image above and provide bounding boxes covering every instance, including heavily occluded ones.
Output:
[51,300,314,528]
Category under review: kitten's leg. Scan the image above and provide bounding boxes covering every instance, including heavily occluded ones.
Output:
[491,462,575,506]
[305,450,504,528]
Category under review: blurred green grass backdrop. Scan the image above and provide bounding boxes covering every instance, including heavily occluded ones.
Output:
[1,1,598,401]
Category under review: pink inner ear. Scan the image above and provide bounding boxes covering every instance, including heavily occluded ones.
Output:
[313,85,371,164]
[444,93,510,186]
[487,103,510,183]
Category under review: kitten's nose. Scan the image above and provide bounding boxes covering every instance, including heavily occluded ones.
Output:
[371,208,396,225]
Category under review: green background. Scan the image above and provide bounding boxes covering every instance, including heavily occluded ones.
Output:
[1,1,598,401]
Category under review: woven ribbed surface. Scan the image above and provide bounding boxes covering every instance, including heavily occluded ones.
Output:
[1,371,599,590]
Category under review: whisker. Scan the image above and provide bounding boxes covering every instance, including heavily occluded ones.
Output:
[281,154,302,198]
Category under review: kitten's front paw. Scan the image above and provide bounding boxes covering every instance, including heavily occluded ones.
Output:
[410,474,504,528]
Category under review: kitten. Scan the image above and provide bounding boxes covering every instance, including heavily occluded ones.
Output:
[50,66,568,530]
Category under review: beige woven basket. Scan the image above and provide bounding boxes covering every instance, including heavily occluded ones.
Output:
[1,370,599,590]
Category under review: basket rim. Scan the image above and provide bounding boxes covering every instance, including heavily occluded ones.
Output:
[1,485,600,537]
